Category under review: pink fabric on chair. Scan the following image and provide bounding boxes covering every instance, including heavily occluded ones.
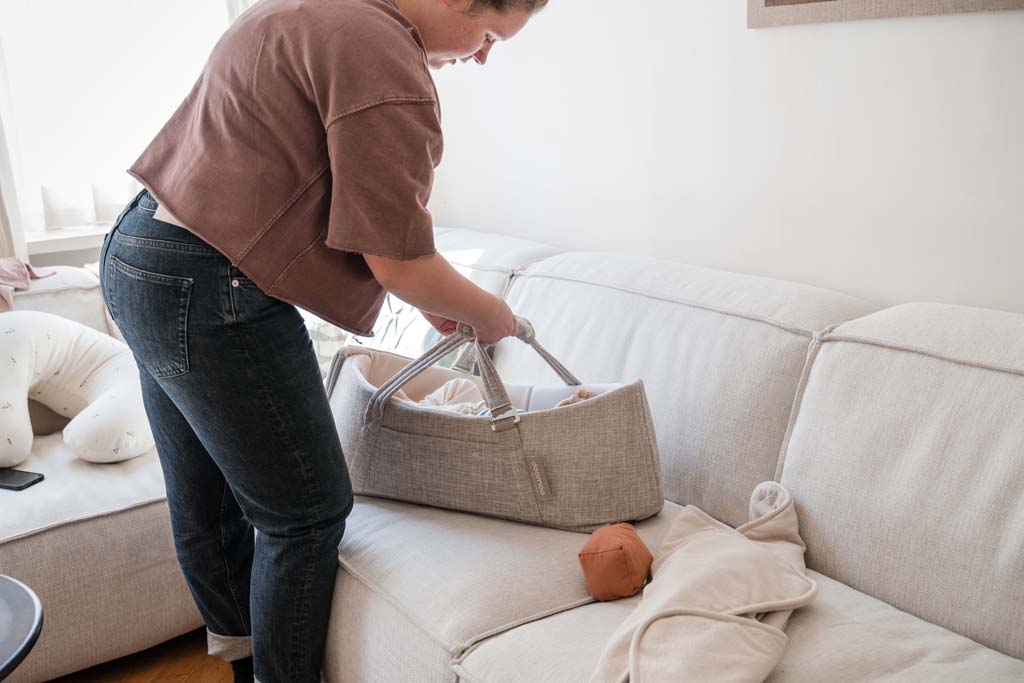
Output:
[0,257,57,312]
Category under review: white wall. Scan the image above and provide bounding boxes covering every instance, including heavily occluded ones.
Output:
[428,1,1024,314]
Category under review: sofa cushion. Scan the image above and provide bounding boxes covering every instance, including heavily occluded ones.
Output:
[335,495,681,658]
[11,265,110,335]
[451,571,1024,682]
[0,434,198,682]
[778,303,1024,659]
[0,434,163,542]
[494,252,878,526]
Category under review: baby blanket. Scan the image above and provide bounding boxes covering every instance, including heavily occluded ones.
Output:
[590,482,817,683]
[1,257,56,312]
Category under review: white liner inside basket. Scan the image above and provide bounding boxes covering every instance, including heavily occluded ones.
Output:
[354,352,622,413]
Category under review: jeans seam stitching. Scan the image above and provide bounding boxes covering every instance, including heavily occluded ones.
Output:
[229,269,240,324]
[113,232,221,256]
[229,324,321,517]
[293,527,322,668]
[220,482,249,634]
[178,281,192,376]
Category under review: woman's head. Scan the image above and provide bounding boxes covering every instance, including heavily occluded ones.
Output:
[398,0,545,69]
[467,0,548,13]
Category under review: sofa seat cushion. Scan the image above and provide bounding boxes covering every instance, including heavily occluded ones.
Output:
[0,436,199,682]
[335,495,682,657]
[451,571,1024,682]
[1,433,164,542]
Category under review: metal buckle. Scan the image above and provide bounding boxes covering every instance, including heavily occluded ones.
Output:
[490,410,521,432]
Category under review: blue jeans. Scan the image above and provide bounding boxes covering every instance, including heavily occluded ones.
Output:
[98,189,353,682]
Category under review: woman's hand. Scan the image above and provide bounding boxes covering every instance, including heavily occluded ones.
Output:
[470,295,517,346]
[421,310,459,336]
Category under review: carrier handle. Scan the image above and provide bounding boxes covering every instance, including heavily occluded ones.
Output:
[367,316,580,432]
[451,318,582,388]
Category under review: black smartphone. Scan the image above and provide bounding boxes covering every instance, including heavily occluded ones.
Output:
[0,468,45,491]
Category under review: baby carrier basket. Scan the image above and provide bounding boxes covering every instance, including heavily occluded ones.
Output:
[325,317,663,533]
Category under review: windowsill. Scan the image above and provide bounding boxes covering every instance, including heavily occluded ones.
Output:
[25,223,112,256]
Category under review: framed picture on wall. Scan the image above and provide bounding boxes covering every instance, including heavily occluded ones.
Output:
[749,0,1024,27]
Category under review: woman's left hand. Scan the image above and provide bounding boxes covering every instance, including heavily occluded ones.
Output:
[421,311,459,336]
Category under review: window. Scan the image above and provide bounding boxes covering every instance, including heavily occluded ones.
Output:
[0,1,238,240]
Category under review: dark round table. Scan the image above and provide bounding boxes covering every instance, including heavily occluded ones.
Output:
[0,575,43,681]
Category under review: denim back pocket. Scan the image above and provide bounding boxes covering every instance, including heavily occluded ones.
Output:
[106,254,193,378]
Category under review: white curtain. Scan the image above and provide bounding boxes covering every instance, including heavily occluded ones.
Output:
[0,2,232,244]
[0,39,23,259]
[0,186,17,259]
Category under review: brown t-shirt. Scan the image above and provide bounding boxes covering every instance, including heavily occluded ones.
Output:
[128,0,442,336]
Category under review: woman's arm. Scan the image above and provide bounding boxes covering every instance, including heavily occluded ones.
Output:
[363,252,515,345]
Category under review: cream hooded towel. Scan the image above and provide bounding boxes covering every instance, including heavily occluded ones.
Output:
[590,482,818,683]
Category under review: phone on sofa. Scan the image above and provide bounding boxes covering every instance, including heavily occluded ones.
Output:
[0,468,45,491]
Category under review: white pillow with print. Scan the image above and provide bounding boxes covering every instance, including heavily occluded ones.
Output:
[0,311,154,467]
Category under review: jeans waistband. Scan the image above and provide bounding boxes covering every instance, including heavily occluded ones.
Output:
[115,189,221,255]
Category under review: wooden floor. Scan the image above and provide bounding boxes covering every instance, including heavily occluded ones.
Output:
[51,628,232,683]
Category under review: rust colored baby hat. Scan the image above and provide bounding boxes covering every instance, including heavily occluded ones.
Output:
[578,522,654,601]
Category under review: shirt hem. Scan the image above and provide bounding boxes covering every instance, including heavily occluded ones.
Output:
[125,169,242,266]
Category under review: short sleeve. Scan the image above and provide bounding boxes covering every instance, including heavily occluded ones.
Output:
[324,101,443,260]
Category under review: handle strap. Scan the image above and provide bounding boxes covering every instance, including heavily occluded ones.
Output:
[450,318,582,386]
[367,316,580,431]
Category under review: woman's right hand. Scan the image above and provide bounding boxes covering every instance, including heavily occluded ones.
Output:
[362,252,518,346]
[470,295,517,346]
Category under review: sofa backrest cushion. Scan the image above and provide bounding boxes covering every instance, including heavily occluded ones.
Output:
[12,266,110,335]
[493,251,877,527]
[778,303,1024,658]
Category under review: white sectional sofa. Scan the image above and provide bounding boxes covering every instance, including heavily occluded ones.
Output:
[3,227,1022,682]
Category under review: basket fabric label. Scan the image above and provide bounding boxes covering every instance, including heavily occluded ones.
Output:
[525,457,552,499]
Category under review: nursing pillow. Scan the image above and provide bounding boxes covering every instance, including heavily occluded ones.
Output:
[0,310,155,467]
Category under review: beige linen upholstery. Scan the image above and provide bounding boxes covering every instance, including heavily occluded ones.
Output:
[779,303,1024,658]
[494,252,878,526]
[321,495,682,683]
[1,498,201,683]
[452,570,1024,683]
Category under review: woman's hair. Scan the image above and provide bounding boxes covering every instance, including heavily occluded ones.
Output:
[468,0,549,14]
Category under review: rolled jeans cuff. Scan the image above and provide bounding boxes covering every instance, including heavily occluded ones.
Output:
[207,629,253,661]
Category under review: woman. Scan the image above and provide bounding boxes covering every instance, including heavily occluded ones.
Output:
[98,0,546,680]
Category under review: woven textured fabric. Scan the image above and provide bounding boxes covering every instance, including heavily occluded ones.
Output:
[492,252,878,527]
[326,318,664,533]
[452,570,1024,683]
[778,303,1024,659]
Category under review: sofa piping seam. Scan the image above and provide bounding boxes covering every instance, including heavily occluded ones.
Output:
[773,333,827,482]
[821,334,1024,378]
[0,496,167,546]
[513,271,817,338]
